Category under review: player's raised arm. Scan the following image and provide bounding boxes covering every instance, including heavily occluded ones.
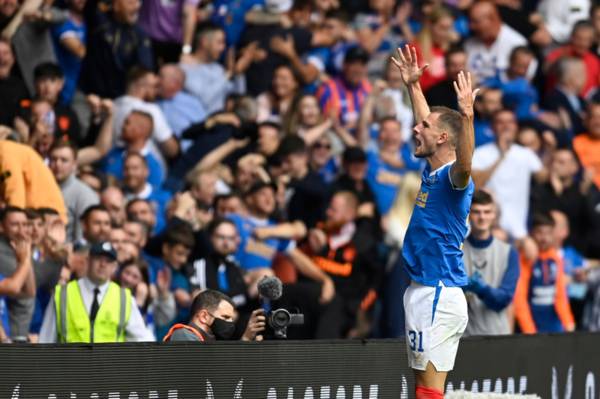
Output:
[390,45,430,124]
[451,71,479,189]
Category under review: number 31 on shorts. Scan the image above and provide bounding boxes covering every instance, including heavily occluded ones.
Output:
[408,329,424,352]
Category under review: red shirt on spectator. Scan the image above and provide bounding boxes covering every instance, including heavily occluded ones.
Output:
[412,43,447,92]
[546,46,600,97]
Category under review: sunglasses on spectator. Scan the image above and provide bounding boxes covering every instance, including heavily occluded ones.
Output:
[313,142,331,150]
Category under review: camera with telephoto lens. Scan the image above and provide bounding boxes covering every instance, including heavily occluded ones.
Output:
[267,308,304,339]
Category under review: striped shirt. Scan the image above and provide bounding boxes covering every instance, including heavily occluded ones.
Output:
[316,77,371,128]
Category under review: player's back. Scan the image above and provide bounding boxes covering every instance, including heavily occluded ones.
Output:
[402,162,473,287]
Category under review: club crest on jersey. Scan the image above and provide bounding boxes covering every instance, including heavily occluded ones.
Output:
[415,190,429,208]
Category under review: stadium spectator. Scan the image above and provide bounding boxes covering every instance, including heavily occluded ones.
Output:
[0,0,58,95]
[514,213,575,334]
[551,210,592,328]
[472,109,545,240]
[100,110,165,188]
[317,46,372,131]
[545,21,599,98]
[573,102,600,190]
[159,223,196,336]
[332,147,377,213]
[113,67,179,160]
[137,0,198,64]
[412,6,456,92]
[49,140,99,242]
[0,207,36,341]
[122,152,170,233]
[380,57,415,143]
[463,190,519,336]
[240,0,315,96]
[465,1,529,82]
[157,64,206,151]
[276,135,329,228]
[485,46,544,124]
[100,186,127,227]
[472,87,502,147]
[530,149,590,252]
[109,227,138,264]
[39,241,154,342]
[284,94,333,145]
[301,191,380,338]
[0,39,29,126]
[49,0,87,105]
[180,23,250,114]
[126,199,159,236]
[27,62,82,144]
[227,181,335,300]
[188,218,248,310]
[308,134,339,184]
[257,64,301,123]
[123,218,163,280]
[80,205,111,244]
[537,0,590,44]
[0,223,35,342]
[0,139,67,223]
[79,0,154,98]
[425,46,468,111]
[366,117,421,216]
[353,0,412,78]
[543,57,587,137]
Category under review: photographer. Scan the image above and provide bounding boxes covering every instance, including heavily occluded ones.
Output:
[163,289,265,342]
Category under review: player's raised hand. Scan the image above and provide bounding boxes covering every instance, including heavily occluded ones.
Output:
[453,70,479,118]
[390,44,428,85]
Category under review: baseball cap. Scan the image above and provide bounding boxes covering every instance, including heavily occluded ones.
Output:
[89,241,118,262]
[343,146,367,163]
[344,46,370,64]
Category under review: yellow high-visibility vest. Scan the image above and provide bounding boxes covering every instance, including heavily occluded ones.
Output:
[54,280,131,343]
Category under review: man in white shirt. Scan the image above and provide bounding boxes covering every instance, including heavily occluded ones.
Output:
[538,0,590,44]
[39,242,154,342]
[465,1,534,82]
[472,109,546,240]
[113,67,179,163]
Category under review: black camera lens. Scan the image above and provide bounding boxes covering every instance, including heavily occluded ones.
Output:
[270,309,291,328]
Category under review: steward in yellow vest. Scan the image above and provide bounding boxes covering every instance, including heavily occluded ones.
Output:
[54,280,131,343]
[39,241,154,343]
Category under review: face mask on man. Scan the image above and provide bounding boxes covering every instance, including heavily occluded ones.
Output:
[209,315,235,340]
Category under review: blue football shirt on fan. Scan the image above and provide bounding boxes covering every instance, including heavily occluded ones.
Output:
[227,213,295,270]
[402,162,473,287]
[366,145,422,215]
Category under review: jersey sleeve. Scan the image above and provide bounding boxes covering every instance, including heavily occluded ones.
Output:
[278,238,296,254]
[514,255,537,334]
[150,105,174,142]
[554,258,575,331]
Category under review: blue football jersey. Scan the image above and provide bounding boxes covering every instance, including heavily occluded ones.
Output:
[402,163,473,287]
[227,214,295,270]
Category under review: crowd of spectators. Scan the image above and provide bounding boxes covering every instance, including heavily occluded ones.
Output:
[1,0,600,343]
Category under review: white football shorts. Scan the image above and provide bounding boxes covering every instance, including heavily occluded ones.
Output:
[403,281,468,372]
